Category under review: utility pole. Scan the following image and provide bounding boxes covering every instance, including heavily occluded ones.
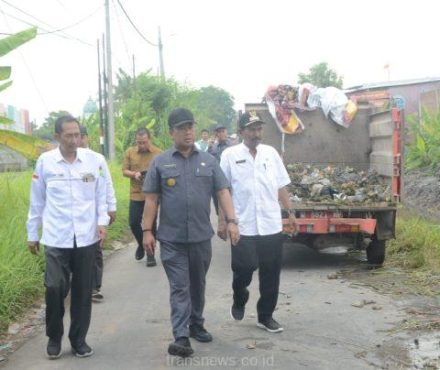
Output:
[132,54,136,80]
[132,54,137,93]
[102,34,109,157]
[158,26,165,80]
[97,39,105,156]
[105,0,115,159]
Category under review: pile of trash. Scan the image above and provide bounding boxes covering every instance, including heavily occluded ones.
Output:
[286,164,393,205]
[264,83,358,135]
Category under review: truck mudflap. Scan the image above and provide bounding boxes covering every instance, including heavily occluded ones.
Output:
[375,211,396,240]
[283,218,376,235]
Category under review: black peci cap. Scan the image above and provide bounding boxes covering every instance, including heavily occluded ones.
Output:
[214,123,227,131]
[79,125,88,136]
[238,111,265,129]
[168,108,195,129]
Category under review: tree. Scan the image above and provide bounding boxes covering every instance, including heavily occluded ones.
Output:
[112,70,237,155]
[195,86,235,131]
[297,62,343,88]
[32,110,71,141]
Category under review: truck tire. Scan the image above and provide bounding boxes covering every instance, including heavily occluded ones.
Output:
[366,237,385,265]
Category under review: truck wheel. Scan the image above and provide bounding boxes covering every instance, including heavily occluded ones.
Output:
[366,237,385,265]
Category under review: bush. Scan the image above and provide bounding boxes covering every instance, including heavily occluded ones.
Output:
[406,109,440,170]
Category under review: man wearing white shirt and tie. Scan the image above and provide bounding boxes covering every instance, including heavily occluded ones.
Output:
[219,111,297,333]
[27,115,109,359]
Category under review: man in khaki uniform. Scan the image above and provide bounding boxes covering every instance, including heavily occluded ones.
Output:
[122,128,161,266]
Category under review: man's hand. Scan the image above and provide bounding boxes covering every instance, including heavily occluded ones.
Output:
[98,226,107,248]
[227,223,240,246]
[288,214,298,236]
[143,231,156,255]
[217,218,227,241]
[134,172,142,181]
[108,211,116,225]
[28,241,40,255]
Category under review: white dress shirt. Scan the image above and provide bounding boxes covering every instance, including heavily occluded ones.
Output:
[220,143,290,236]
[89,149,117,212]
[27,147,110,248]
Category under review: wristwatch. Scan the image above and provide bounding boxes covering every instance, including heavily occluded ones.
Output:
[226,218,238,225]
[285,209,296,216]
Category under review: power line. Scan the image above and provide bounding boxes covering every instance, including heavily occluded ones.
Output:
[2,0,61,30]
[115,0,157,46]
[1,9,94,47]
[39,4,103,34]
[0,0,95,47]
[0,1,127,69]
[111,0,131,66]
[0,4,49,115]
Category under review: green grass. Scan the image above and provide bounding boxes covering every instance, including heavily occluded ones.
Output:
[0,163,130,333]
[387,214,440,273]
[106,162,130,246]
[0,171,44,332]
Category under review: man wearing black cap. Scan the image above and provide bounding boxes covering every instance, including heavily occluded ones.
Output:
[142,108,240,358]
[208,123,233,215]
[219,111,297,333]
[208,123,232,162]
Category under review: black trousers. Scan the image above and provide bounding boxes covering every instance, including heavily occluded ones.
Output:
[44,242,97,346]
[231,233,284,322]
[93,245,103,291]
[129,200,157,250]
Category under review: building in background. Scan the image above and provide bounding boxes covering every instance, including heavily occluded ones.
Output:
[419,88,440,117]
[83,97,98,119]
[0,103,32,134]
[0,103,32,171]
[0,145,28,172]
[345,77,440,116]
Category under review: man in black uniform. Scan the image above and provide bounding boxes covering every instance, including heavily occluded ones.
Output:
[142,108,239,358]
[208,123,232,162]
[208,123,233,215]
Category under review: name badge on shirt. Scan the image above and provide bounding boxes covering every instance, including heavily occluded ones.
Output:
[236,159,246,164]
[82,173,96,183]
[163,164,177,168]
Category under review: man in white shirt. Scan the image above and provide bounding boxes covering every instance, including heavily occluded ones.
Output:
[27,115,109,359]
[219,111,297,333]
[79,125,116,302]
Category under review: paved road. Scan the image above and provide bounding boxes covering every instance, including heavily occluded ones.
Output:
[2,236,408,370]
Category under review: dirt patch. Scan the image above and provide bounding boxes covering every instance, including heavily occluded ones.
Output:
[337,263,440,369]
[404,169,440,221]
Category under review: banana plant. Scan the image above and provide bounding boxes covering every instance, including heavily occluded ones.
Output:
[0,27,37,124]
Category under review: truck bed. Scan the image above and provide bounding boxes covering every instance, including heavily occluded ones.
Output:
[290,203,397,212]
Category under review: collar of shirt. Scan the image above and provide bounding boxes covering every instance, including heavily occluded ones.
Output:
[238,142,260,156]
[171,145,200,157]
[136,145,152,154]
[54,146,85,163]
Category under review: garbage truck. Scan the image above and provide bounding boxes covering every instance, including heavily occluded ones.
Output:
[243,103,403,265]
